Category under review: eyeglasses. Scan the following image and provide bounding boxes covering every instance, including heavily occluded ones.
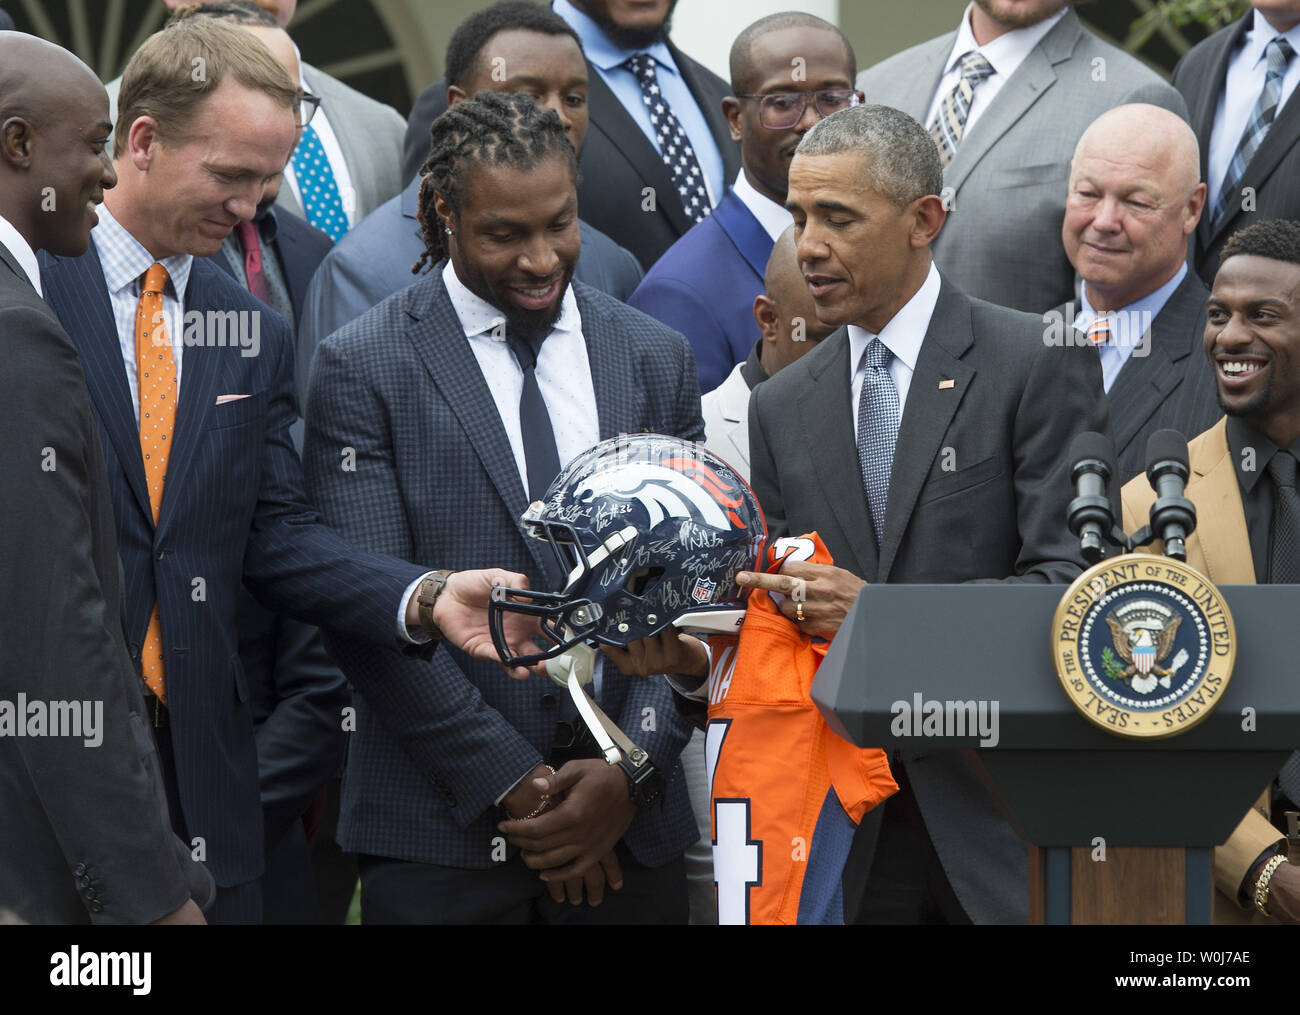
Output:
[733,89,862,130]
[296,90,321,128]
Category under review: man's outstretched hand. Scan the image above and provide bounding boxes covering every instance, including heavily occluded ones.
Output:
[406,569,540,679]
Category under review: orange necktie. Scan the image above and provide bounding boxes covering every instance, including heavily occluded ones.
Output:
[136,262,176,701]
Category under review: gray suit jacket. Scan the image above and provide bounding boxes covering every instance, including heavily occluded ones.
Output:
[748,274,1113,923]
[296,177,643,414]
[106,63,404,227]
[0,243,212,924]
[857,8,1187,313]
[1053,269,1221,484]
[1174,14,1300,283]
[302,272,703,869]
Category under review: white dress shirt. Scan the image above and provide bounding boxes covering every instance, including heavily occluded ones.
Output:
[282,62,357,225]
[848,262,942,438]
[91,203,193,425]
[925,3,1067,139]
[0,213,41,295]
[731,169,793,242]
[1206,9,1300,208]
[442,260,604,706]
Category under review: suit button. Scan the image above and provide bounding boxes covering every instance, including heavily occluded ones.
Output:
[73,863,87,877]
[89,901,103,913]
[77,875,91,888]
[540,693,556,708]
[156,548,167,561]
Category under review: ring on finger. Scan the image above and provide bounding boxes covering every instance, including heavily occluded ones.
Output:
[795,602,805,623]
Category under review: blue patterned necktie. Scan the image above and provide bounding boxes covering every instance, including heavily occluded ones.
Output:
[1212,36,1295,228]
[624,53,711,224]
[929,51,996,167]
[291,122,349,241]
[856,339,900,548]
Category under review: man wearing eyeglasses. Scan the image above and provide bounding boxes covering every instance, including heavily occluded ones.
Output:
[629,12,858,393]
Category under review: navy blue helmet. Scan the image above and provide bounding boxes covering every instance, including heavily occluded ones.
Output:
[489,434,766,666]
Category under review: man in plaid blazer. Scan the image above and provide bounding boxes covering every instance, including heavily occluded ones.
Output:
[302,92,703,923]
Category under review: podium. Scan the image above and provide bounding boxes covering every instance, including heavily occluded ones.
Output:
[813,583,1300,924]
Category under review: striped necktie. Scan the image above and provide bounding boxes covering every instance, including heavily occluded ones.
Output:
[1212,36,1295,228]
[929,51,996,167]
[136,262,176,702]
[1086,318,1111,347]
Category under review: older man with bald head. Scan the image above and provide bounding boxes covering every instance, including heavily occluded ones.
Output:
[1053,103,1223,481]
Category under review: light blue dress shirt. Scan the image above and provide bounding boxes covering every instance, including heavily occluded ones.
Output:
[1073,263,1187,394]
[554,0,724,206]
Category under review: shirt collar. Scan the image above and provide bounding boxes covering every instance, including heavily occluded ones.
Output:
[731,169,793,243]
[1244,8,1300,69]
[848,261,942,375]
[554,0,676,74]
[92,202,193,301]
[1074,262,1188,331]
[943,2,1066,79]
[1223,414,1300,495]
[0,213,41,295]
[739,339,768,390]
[441,259,580,340]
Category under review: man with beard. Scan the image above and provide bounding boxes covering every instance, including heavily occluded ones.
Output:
[1121,219,1300,925]
[401,0,738,271]
[858,0,1186,313]
[302,90,704,924]
[299,0,644,404]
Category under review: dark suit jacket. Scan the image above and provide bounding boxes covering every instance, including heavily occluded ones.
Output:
[302,271,703,869]
[39,245,428,889]
[0,242,211,923]
[297,176,643,416]
[748,275,1112,923]
[1052,269,1221,483]
[402,46,740,271]
[1176,13,1300,283]
[629,189,771,393]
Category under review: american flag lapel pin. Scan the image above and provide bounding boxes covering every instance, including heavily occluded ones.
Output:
[938,378,955,390]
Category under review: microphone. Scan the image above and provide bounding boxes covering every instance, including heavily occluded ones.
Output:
[1145,430,1196,562]
[1067,431,1116,564]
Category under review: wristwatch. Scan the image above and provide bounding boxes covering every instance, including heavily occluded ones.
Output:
[617,749,666,809]
[415,570,455,641]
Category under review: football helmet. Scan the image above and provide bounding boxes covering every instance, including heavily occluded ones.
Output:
[489,433,766,666]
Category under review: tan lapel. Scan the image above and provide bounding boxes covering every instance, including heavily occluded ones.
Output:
[1184,418,1256,585]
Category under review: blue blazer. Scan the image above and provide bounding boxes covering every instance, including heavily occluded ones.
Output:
[302,271,704,869]
[629,190,773,393]
[40,247,428,887]
[296,177,644,416]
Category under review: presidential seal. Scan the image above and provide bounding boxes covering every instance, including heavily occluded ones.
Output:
[1051,554,1235,738]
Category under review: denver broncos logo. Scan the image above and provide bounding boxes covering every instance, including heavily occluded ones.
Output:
[572,460,749,531]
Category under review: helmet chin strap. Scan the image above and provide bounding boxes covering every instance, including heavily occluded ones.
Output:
[545,643,650,770]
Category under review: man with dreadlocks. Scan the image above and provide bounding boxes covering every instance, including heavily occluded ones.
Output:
[302,90,705,924]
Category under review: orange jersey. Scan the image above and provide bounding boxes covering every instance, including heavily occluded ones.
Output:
[704,533,897,924]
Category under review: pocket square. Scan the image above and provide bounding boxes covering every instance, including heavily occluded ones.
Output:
[215,394,251,404]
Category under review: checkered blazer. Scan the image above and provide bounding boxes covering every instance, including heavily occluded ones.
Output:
[303,270,705,868]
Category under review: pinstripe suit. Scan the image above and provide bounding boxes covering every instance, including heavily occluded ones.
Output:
[301,270,703,904]
[39,244,429,911]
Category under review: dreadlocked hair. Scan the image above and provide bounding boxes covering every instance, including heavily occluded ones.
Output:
[412,90,578,275]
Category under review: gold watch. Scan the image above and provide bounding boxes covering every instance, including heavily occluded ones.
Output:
[416,570,455,641]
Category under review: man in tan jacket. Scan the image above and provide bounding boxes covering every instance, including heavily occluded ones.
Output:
[1122,219,1300,924]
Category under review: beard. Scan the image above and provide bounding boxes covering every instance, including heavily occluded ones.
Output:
[579,0,677,50]
[455,253,575,340]
[973,0,1071,30]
